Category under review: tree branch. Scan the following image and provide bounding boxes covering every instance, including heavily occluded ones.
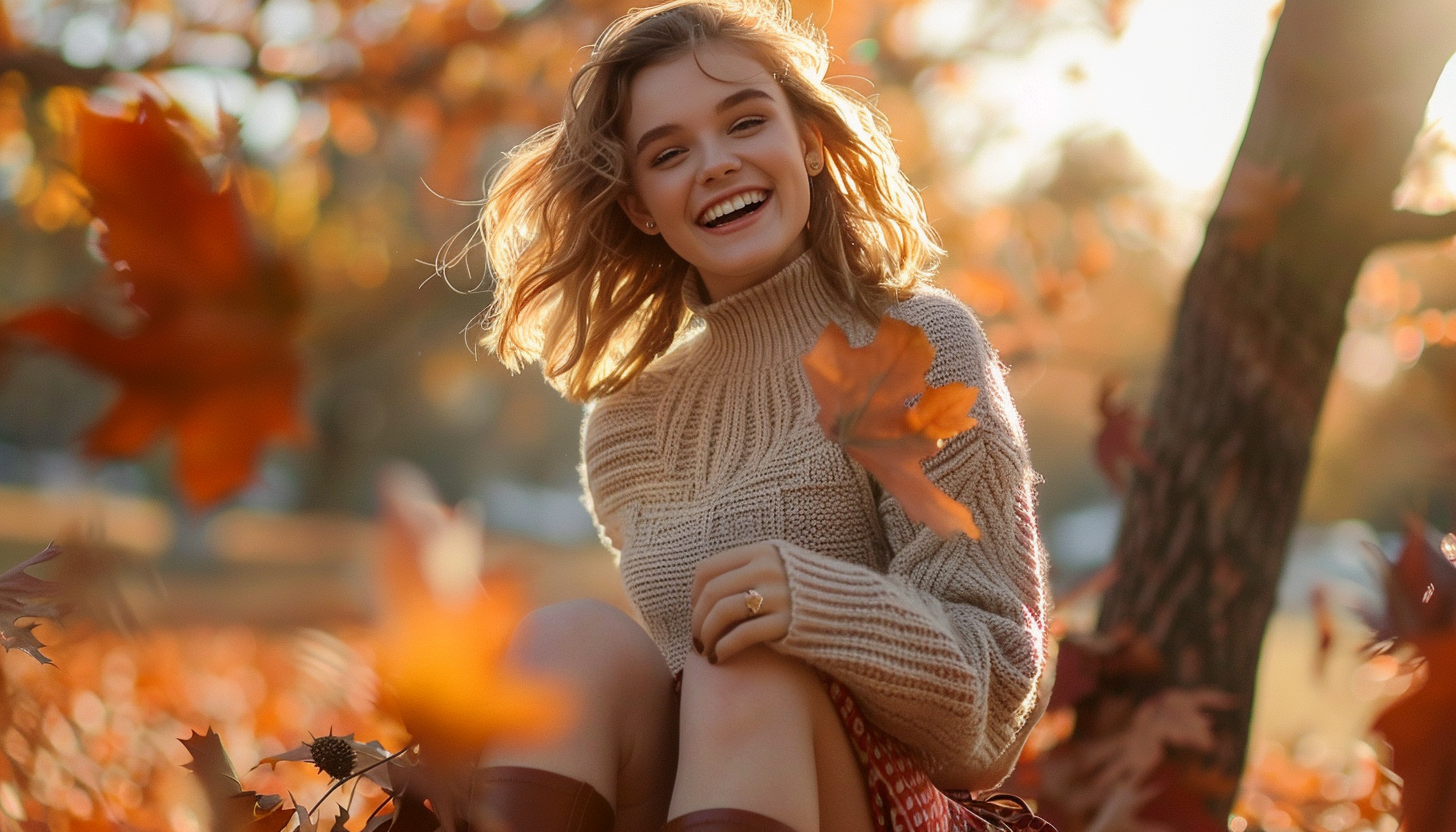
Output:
[1374,209,1456,247]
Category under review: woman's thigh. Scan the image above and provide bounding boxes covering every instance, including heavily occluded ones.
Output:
[675,647,875,832]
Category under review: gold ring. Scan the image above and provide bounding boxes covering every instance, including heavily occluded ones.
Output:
[744,588,764,617]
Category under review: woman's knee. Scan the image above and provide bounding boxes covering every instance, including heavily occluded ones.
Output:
[678,646,823,741]
[513,599,652,666]
[511,600,674,704]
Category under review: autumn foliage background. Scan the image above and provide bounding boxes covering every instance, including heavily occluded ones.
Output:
[0,0,1454,827]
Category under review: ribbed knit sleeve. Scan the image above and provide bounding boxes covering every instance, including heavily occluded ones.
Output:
[770,291,1049,782]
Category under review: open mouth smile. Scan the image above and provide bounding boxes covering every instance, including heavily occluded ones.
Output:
[698,189,770,228]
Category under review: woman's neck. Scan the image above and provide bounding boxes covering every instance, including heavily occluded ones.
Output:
[695,234,811,302]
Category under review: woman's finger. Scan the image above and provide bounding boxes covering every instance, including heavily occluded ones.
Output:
[698,579,788,656]
[691,564,756,640]
[690,543,765,609]
[710,612,790,664]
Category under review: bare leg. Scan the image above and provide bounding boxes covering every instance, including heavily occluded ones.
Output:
[481,599,678,831]
[669,646,874,832]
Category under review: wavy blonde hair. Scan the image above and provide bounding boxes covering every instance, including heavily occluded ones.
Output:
[474,0,942,402]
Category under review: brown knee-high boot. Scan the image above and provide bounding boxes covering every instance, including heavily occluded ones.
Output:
[662,809,798,831]
[470,766,615,832]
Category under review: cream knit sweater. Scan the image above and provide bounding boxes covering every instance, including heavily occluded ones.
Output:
[580,252,1049,778]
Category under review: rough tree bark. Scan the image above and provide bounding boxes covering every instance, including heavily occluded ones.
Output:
[1096,0,1456,817]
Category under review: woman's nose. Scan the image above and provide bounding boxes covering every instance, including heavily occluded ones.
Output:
[696,141,740,184]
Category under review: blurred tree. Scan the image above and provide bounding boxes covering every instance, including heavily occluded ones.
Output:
[1085,0,1456,822]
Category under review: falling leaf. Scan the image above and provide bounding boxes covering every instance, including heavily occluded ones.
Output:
[801,317,981,539]
[1094,374,1154,494]
[373,465,569,759]
[3,94,306,507]
[0,542,65,665]
[179,728,291,832]
[1215,160,1302,254]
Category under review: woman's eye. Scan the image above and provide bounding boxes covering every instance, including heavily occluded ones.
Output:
[731,116,767,133]
[650,148,684,166]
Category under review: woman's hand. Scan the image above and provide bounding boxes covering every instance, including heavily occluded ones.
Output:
[690,542,791,664]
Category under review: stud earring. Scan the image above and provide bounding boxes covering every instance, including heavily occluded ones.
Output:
[806,154,821,174]
[645,220,656,229]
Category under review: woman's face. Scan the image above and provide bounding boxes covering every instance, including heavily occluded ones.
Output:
[620,40,822,302]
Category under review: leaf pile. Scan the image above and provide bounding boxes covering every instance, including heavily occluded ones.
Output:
[1019,627,1234,832]
[801,316,981,539]
[0,622,403,829]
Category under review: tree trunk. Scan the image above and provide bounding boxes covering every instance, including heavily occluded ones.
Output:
[1096,0,1456,817]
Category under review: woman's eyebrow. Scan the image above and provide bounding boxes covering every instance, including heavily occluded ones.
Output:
[633,87,775,156]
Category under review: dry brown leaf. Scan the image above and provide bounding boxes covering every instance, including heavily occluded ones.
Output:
[373,467,569,757]
[0,542,65,665]
[179,728,290,832]
[801,317,981,539]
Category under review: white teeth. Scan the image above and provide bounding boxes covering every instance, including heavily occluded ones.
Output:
[700,190,767,225]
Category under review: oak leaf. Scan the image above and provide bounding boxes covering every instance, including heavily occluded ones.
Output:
[801,317,980,539]
[0,543,65,665]
[3,94,306,507]
[179,728,290,832]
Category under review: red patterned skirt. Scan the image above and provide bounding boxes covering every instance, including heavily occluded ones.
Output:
[672,668,1052,832]
[818,674,1054,832]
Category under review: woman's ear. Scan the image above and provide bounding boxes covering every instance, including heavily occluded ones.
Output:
[619,193,659,235]
[800,123,826,176]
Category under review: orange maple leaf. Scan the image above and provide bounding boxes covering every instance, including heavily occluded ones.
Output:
[801,317,980,539]
[3,94,305,507]
[372,465,569,761]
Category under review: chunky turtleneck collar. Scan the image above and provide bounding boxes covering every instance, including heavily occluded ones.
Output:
[681,251,850,368]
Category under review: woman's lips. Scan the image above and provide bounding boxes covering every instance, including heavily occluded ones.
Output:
[699,191,772,233]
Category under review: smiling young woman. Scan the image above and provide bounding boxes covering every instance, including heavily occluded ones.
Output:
[617,42,821,300]
[463,2,1052,831]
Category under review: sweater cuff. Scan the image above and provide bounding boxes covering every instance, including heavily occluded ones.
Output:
[769,539,907,655]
